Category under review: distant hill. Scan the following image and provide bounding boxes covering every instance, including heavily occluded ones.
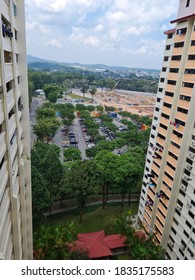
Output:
[27,54,160,75]
[27,55,48,63]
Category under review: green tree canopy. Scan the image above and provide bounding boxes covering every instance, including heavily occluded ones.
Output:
[63,147,82,162]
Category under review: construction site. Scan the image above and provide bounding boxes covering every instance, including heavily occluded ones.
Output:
[96,89,157,118]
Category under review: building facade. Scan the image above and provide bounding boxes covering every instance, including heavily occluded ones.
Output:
[138,0,195,260]
[0,0,33,259]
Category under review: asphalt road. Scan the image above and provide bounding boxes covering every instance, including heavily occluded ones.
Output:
[73,117,87,160]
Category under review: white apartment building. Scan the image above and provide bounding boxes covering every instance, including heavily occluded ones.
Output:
[138,0,195,260]
[0,0,33,259]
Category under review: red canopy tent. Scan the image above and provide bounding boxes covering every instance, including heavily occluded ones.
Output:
[68,230,126,259]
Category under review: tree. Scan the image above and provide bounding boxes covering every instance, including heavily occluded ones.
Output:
[89,86,97,100]
[81,84,89,98]
[41,147,64,212]
[105,78,116,90]
[33,222,83,260]
[94,150,118,208]
[112,212,165,260]
[36,107,56,120]
[31,166,51,226]
[61,160,102,222]
[33,141,61,158]
[63,147,82,162]
[47,91,58,103]
[33,118,59,142]
[43,84,60,99]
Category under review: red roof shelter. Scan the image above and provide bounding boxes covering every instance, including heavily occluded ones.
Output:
[68,230,127,259]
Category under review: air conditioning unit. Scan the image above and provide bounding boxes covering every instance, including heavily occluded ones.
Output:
[187,201,192,209]
[168,241,174,248]
[179,245,185,251]
[189,153,194,159]
[176,205,182,211]
[186,164,192,171]
[181,185,187,191]
[191,141,195,148]
[183,175,188,181]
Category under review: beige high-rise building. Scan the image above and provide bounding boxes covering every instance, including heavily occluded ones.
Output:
[138,0,195,260]
[0,0,33,259]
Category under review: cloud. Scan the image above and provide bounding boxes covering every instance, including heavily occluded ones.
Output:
[45,39,63,48]
[25,0,179,68]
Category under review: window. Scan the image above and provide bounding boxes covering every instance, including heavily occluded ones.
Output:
[162,67,166,72]
[186,0,190,7]
[166,45,171,50]
[163,102,172,108]
[186,220,192,229]
[171,55,182,61]
[168,34,173,39]
[167,80,176,85]
[188,54,195,60]
[177,107,188,114]
[180,95,191,101]
[185,68,195,74]
[4,51,12,63]
[182,82,194,88]
[16,54,19,63]
[164,56,169,61]
[170,68,179,73]
[191,40,195,46]
[165,91,174,97]
[174,42,184,48]
[159,88,163,92]
[14,29,17,40]
[160,78,165,83]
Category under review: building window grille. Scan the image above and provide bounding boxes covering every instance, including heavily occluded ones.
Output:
[166,45,171,50]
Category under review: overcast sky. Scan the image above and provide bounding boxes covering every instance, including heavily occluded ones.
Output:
[25,0,179,69]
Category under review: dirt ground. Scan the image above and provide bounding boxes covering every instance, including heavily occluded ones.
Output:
[96,89,156,117]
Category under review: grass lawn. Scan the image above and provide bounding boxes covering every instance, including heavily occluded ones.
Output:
[68,93,91,100]
[47,202,139,237]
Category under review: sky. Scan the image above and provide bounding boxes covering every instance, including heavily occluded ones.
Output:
[25,0,179,69]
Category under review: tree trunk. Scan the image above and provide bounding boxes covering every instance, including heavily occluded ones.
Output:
[79,200,84,223]
[128,191,131,206]
[121,193,125,211]
[102,182,106,209]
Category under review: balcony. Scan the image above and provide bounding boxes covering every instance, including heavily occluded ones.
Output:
[169,60,181,68]
[177,99,190,110]
[183,73,195,82]
[163,173,174,189]
[154,230,162,243]
[0,161,8,201]
[10,140,17,165]
[168,73,178,80]
[161,183,171,198]
[0,132,6,161]
[154,219,163,234]
[164,165,175,180]
[143,212,151,226]
[160,116,169,127]
[8,114,16,138]
[6,89,14,112]
[0,100,4,124]
[166,154,178,167]
[158,126,167,137]
[188,45,195,54]
[156,210,165,225]
[147,188,155,201]
[161,106,171,116]
[174,34,186,43]
[185,60,195,69]
[164,95,173,104]
[175,111,188,123]
[169,144,180,157]
[151,163,160,175]
[156,136,165,147]
[172,47,183,56]
[4,64,13,83]
[170,133,182,146]
[158,201,167,216]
